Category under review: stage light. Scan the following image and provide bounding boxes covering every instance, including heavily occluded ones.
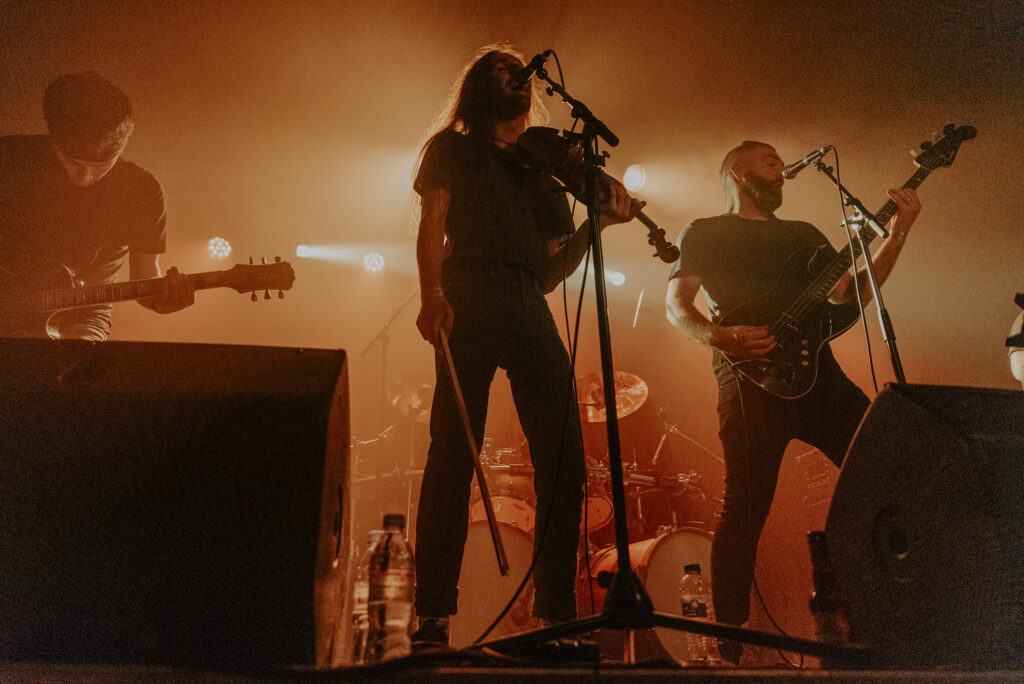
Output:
[207,237,232,260]
[623,164,646,192]
[606,269,626,286]
[363,252,385,272]
[288,243,413,273]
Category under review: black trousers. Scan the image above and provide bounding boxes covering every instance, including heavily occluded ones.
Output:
[414,263,585,622]
[710,350,870,626]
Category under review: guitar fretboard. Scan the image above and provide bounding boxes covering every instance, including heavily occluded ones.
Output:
[13,271,226,314]
[779,164,934,328]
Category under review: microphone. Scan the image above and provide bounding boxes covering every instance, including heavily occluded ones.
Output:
[510,50,552,90]
[781,145,833,180]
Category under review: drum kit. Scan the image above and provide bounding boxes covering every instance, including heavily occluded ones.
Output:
[449,370,723,658]
[349,365,722,658]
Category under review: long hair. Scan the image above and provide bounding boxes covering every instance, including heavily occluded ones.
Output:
[409,44,549,230]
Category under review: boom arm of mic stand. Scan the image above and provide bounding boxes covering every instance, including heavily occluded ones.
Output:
[813,161,889,239]
[535,67,618,147]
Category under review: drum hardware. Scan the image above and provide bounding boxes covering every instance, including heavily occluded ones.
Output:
[577,370,649,423]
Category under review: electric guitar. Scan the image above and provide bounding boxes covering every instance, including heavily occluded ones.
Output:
[720,123,976,398]
[0,258,295,339]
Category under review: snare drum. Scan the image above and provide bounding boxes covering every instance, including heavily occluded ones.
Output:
[578,527,713,664]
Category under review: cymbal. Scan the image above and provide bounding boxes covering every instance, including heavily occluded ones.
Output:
[577,370,649,422]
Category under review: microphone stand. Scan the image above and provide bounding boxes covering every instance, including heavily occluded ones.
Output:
[813,162,907,384]
[477,64,879,668]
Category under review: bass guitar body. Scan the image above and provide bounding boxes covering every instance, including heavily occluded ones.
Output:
[0,261,79,339]
[718,245,860,399]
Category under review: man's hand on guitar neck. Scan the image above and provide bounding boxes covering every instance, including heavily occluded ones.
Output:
[713,324,776,360]
[130,253,196,314]
[143,266,196,314]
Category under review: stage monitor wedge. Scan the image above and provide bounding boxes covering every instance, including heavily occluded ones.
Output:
[0,338,351,669]
[827,383,1024,670]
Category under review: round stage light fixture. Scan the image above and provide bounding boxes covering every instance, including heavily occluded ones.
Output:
[207,237,232,260]
[363,252,385,272]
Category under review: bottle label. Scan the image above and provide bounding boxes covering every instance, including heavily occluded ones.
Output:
[368,569,414,602]
[681,598,709,619]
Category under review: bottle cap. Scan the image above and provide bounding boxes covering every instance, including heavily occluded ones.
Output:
[684,563,701,574]
[382,513,406,530]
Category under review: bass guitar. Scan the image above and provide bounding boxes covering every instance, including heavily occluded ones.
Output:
[0,257,295,339]
[721,123,976,398]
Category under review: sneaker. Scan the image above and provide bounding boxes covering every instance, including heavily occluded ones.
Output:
[410,617,450,646]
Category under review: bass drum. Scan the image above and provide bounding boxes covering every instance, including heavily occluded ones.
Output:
[450,521,540,648]
[578,528,713,664]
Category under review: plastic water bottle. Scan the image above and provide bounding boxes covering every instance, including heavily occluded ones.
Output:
[807,530,850,667]
[679,563,719,665]
[350,529,384,664]
[366,513,414,663]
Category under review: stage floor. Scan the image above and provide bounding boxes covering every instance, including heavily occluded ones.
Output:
[2,662,1022,684]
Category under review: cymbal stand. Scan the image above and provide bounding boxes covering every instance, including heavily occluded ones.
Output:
[360,288,420,432]
[476,54,880,668]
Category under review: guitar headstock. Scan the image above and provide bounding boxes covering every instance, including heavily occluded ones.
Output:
[221,258,295,296]
[913,123,977,171]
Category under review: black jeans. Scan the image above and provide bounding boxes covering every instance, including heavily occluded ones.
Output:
[414,263,585,622]
[710,350,870,626]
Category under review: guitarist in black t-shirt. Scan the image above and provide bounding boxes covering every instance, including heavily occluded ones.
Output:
[0,71,194,341]
[665,140,920,663]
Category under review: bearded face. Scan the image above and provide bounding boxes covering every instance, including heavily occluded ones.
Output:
[490,83,530,122]
[741,171,783,215]
[487,53,531,123]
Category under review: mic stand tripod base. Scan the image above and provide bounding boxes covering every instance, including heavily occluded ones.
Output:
[477,604,884,669]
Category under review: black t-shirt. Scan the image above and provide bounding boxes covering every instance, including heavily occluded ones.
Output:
[414,129,573,283]
[668,214,835,322]
[0,135,166,339]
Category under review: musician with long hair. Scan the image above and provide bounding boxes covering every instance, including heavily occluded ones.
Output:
[411,44,642,645]
[665,140,920,663]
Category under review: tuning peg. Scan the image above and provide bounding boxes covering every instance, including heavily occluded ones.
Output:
[251,291,257,302]
[264,289,271,300]
[275,256,281,263]
[278,290,285,299]
[249,256,254,265]
[909,149,918,158]
[261,257,267,265]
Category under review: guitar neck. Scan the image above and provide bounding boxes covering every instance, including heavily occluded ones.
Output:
[799,164,934,306]
[34,271,229,312]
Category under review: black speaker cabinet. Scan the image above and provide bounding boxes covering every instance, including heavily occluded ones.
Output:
[0,338,351,668]
[826,384,1024,669]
